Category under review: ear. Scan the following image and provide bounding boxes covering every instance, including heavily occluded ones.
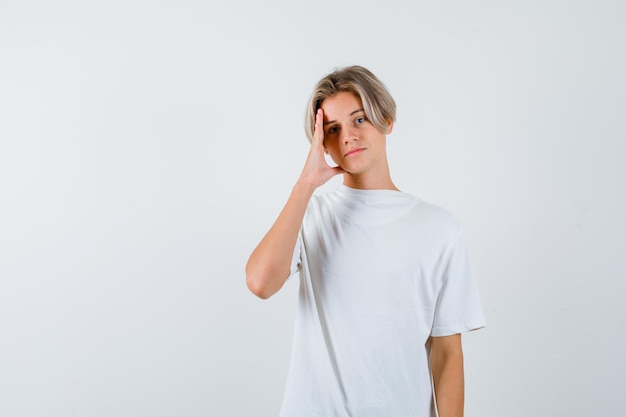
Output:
[385,119,394,135]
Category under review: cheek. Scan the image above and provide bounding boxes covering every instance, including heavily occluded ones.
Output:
[325,146,342,165]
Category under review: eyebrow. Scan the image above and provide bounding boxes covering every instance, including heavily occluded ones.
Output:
[324,108,365,126]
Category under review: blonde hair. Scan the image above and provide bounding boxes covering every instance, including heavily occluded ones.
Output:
[304,65,396,142]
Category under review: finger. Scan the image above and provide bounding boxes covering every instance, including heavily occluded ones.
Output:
[313,109,324,145]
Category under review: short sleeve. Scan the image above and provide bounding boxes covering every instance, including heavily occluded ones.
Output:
[287,231,303,278]
[431,231,486,337]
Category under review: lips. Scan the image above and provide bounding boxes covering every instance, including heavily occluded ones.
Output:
[344,147,365,157]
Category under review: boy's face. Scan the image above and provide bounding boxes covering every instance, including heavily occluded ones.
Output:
[321,92,392,177]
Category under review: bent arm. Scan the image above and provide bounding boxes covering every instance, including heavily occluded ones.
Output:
[246,109,344,299]
[430,333,465,417]
[245,181,315,299]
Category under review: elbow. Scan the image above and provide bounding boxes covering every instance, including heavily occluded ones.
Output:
[246,277,273,299]
[245,268,279,300]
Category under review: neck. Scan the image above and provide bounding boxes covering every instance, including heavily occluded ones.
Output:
[342,169,398,191]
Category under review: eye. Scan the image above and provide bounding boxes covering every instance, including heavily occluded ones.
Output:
[355,117,366,125]
[327,125,339,134]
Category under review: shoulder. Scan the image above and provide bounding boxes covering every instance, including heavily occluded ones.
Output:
[412,198,461,236]
[387,191,462,243]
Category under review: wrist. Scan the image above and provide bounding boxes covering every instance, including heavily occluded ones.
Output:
[293,178,318,195]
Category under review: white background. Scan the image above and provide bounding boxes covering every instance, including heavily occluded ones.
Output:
[1,1,624,416]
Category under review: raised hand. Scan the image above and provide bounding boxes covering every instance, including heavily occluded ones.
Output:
[298,109,345,188]
[247,110,345,299]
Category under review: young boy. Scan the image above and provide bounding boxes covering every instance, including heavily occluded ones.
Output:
[246,66,485,417]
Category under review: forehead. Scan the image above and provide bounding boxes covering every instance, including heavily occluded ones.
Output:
[320,92,363,120]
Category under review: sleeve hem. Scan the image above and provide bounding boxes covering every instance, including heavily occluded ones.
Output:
[430,321,486,337]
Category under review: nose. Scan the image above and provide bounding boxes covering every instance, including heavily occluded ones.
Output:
[342,124,358,143]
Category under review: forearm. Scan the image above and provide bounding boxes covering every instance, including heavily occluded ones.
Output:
[245,180,316,299]
[430,336,465,417]
[247,108,343,299]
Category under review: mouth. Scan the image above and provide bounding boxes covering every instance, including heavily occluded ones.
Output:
[344,148,366,157]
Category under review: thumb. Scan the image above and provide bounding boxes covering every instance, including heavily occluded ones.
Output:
[330,165,346,175]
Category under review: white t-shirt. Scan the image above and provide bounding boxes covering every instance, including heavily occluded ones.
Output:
[279,185,485,417]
